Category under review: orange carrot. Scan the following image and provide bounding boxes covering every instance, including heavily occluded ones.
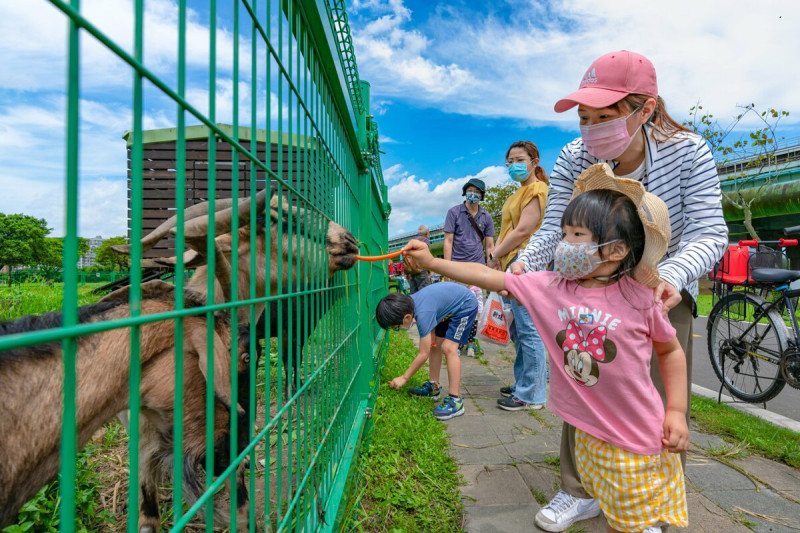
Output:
[355,250,404,262]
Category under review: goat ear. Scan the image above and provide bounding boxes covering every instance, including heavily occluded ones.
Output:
[191,324,244,416]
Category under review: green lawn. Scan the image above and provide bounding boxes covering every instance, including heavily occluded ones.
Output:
[347,332,463,532]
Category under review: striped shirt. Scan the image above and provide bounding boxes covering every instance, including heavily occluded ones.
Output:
[516,125,728,300]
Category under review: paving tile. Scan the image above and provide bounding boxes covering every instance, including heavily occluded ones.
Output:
[462,504,538,533]
[459,465,536,506]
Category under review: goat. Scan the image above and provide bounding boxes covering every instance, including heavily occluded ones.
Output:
[112,188,360,391]
[0,281,252,532]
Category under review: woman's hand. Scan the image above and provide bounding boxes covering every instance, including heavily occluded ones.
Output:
[662,410,690,453]
[509,261,526,275]
[388,376,408,389]
[402,239,435,268]
[654,281,681,315]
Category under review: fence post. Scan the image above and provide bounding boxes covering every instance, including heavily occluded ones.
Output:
[356,79,374,401]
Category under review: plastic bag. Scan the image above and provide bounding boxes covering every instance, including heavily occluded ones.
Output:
[476,291,510,345]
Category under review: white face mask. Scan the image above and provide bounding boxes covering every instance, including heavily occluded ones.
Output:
[579,107,643,160]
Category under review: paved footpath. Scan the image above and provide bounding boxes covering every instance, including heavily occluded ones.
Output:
[407,329,800,532]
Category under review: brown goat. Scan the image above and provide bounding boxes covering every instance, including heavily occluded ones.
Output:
[113,188,360,392]
[112,188,360,324]
[0,282,251,531]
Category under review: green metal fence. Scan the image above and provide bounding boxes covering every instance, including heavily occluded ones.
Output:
[1,1,390,531]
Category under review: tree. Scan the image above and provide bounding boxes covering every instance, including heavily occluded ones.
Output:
[94,236,130,271]
[38,237,91,268]
[684,103,790,240]
[0,213,51,271]
[481,182,518,235]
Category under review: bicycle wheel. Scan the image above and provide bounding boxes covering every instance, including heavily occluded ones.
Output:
[707,292,788,403]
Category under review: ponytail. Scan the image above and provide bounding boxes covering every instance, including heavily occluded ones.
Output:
[534,165,549,185]
[616,94,692,142]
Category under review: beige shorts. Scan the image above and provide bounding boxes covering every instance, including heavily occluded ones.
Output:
[575,429,688,532]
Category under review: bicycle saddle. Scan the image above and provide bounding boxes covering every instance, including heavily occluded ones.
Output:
[750,267,800,284]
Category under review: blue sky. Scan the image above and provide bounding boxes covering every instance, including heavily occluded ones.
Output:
[1,0,798,240]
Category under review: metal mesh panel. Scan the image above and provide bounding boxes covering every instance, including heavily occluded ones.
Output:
[0,1,391,531]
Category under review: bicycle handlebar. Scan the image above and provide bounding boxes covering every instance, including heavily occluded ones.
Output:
[739,238,798,247]
[785,225,800,237]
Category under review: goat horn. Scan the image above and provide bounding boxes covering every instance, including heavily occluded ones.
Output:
[110,197,237,255]
[183,188,269,240]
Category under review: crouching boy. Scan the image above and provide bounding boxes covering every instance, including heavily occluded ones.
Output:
[375,281,478,420]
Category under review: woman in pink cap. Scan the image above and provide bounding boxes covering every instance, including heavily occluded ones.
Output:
[512,50,728,532]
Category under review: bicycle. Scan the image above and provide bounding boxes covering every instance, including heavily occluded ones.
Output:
[706,225,800,403]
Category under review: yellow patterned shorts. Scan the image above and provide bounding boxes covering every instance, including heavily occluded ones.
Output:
[575,429,688,532]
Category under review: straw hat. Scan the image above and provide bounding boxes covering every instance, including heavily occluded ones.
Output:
[571,163,671,288]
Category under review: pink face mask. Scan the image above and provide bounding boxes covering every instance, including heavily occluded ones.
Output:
[580,107,642,161]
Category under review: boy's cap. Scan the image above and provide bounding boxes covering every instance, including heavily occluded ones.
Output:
[570,163,670,288]
[462,178,486,198]
[554,50,658,113]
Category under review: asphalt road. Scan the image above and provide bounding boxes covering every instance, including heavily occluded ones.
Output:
[691,315,800,424]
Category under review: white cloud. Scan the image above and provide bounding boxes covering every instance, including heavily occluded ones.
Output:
[379,134,399,144]
[350,0,800,127]
[386,164,508,236]
[1,173,127,238]
[0,0,246,93]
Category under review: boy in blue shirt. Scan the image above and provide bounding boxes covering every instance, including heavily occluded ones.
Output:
[375,281,478,420]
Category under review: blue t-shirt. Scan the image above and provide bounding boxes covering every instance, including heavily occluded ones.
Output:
[410,282,478,337]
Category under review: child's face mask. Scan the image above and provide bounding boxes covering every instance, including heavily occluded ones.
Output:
[553,240,618,280]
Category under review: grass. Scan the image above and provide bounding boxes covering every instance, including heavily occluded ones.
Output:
[347,331,463,532]
[690,395,800,468]
[696,293,714,317]
[0,281,108,321]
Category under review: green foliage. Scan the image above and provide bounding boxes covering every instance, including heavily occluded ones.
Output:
[348,332,463,532]
[0,213,51,270]
[1,443,116,533]
[94,236,129,271]
[691,395,800,469]
[683,103,790,239]
[482,182,518,235]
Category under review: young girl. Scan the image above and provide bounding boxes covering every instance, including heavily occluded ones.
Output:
[403,164,689,533]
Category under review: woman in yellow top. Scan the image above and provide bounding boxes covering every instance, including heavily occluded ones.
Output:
[487,141,549,410]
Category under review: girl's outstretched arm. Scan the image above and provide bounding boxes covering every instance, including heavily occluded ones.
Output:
[403,239,507,292]
[654,336,689,453]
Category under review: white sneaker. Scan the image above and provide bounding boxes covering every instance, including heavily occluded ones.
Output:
[642,527,662,533]
[466,346,476,357]
[534,490,601,532]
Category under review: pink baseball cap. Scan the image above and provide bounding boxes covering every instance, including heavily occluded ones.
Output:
[554,50,658,113]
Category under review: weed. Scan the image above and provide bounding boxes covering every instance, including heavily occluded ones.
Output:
[2,443,116,533]
[543,454,560,467]
[531,488,548,505]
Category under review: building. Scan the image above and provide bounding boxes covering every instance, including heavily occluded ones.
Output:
[77,235,104,268]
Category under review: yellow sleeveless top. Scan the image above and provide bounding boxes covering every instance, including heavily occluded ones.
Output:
[497,181,548,270]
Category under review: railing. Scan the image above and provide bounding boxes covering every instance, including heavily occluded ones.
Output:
[1,1,389,531]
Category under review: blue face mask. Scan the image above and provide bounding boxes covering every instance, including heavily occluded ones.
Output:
[465,192,481,204]
[507,163,530,182]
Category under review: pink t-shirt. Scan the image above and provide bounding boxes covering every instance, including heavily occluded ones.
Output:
[505,271,677,455]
